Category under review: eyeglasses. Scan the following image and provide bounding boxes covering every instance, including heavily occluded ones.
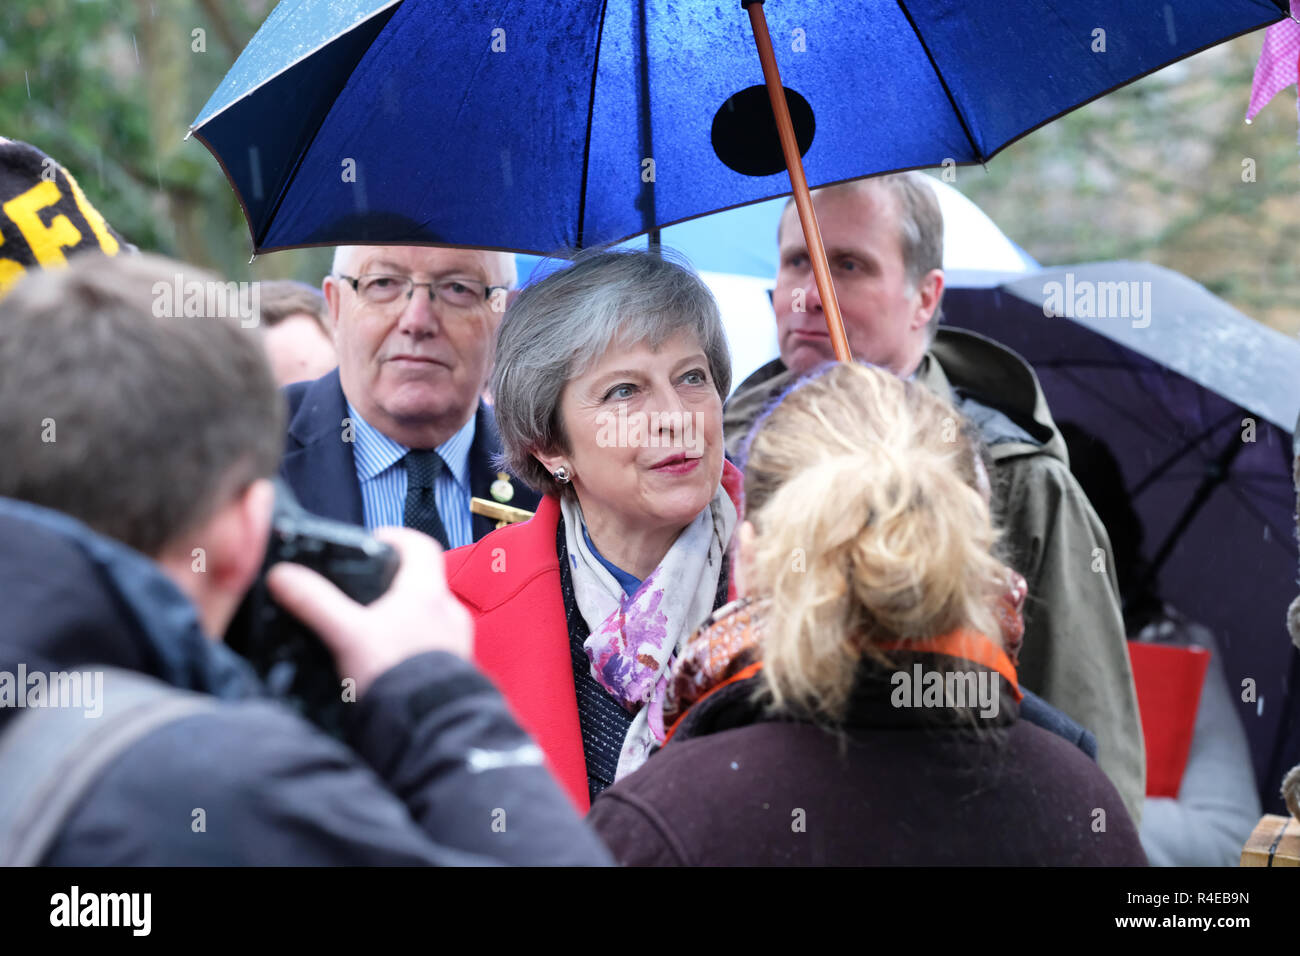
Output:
[336,273,506,309]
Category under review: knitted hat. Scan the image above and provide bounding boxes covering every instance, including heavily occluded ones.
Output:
[0,138,130,298]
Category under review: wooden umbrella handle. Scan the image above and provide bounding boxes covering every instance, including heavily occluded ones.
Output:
[745,0,851,363]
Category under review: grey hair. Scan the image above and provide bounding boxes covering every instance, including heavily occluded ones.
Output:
[491,248,732,497]
[780,171,945,341]
[330,245,517,288]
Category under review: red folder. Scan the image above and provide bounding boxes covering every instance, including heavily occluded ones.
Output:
[1127,640,1211,798]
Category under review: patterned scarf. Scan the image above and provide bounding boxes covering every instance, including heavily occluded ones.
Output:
[561,460,742,780]
[663,570,1029,737]
[663,597,763,735]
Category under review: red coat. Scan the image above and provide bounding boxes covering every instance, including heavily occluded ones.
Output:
[444,462,745,812]
[444,495,591,810]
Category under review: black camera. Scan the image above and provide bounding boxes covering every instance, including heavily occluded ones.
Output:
[225,482,399,736]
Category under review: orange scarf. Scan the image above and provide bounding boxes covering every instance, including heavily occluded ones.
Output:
[876,628,1022,701]
[663,609,1022,746]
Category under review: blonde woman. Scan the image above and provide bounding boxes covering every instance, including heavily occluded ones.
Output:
[587,363,1147,866]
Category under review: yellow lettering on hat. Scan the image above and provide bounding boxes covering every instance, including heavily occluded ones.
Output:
[64,167,120,256]
[0,253,25,297]
[3,180,81,268]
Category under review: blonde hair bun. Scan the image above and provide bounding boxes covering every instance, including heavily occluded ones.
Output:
[742,362,1011,721]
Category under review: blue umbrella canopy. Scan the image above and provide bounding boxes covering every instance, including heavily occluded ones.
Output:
[191,0,1288,254]
[511,176,1040,391]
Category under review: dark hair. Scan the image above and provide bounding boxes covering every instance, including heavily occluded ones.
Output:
[258,279,329,333]
[0,252,285,556]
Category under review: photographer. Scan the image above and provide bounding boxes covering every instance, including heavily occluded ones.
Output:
[0,252,611,866]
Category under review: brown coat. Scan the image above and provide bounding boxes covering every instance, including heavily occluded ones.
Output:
[588,659,1147,866]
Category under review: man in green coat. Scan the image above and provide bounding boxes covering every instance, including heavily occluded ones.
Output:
[724,172,1146,824]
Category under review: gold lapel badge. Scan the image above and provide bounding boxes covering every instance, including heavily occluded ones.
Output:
[472,474,533,529]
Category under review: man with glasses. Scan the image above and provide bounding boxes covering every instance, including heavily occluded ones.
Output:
[281,245,540,547]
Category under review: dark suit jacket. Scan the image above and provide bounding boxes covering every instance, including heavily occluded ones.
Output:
[280,369,540,541]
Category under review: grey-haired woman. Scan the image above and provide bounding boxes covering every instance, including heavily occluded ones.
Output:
[443,250,741,811]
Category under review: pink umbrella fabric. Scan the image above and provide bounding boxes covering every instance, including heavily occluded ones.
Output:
[1247,18,1300,127]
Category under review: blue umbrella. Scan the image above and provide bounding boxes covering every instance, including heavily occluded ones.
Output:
[516,177,1039,285]
[190,0,1287,258]
[514,175,1040,391]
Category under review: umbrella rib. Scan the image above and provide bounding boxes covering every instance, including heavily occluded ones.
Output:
[195,3,405,251]
[894,1,984,164]
[1129,407,1244,499]
[1042,347,1230,449]
[575,0,613,250]
[191,0,404,132]
[1222,480,1300,555]
[1138,424,1251,595]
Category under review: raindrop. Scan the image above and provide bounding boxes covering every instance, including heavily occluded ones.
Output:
[133,33,140,65]
[1163,4,1177,45]
[24,70,30,98]
[1257,695,1264,717]
[729,761,739,770]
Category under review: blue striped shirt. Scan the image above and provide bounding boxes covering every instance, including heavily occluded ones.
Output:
[346,402,476,548]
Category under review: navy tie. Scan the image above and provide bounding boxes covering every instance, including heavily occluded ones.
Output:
[403,449,449,549]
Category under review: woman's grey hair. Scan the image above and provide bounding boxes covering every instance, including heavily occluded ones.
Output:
[491,248,732,497]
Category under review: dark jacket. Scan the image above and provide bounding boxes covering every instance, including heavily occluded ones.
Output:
[722,327,1146,825]
[280,369,540,537]
[0,497,611,865]
[588,655,1147,866]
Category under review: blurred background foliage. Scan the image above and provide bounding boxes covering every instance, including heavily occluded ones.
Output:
[0,0,332,285]
[1,2,1296,332]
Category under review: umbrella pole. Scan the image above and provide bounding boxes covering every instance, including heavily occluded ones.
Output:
[744,0,851,363]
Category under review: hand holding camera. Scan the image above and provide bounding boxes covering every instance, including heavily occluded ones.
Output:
[267,526,473,696]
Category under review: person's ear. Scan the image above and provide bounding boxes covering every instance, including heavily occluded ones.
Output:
[733,519,757,598]
[910,268,944,332]
[208,478,275,598]
[322,275,343,343]
[160,477,276,639]
[532,448,572,482]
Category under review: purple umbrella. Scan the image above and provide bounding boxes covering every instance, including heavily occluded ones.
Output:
[945,260,1300,811]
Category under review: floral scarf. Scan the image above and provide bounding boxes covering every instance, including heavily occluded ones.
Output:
[561,460,743,780]
[662,568,1029,738]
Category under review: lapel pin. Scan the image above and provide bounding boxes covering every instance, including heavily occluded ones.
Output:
[490,471,515,503]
